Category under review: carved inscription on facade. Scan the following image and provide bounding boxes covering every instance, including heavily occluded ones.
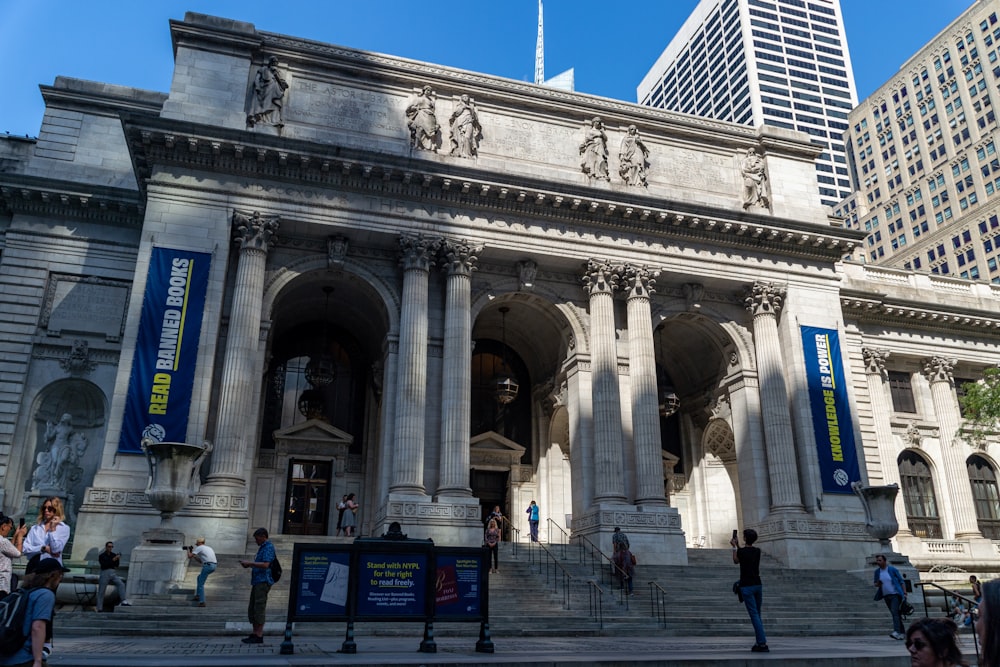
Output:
[288,81,404,136]
[42,276,129,339]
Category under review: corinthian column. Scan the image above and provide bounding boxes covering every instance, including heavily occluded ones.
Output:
[390,234,438,496]
[744,282,803,512]
[923,357,981,538]
[208,210,279,487]
[436,239,482,498]
[623,265,667,507]
[582,260,626,504]
[862,347,910,535]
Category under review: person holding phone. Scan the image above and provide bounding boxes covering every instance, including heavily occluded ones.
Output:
[732,528,768,653]
[0,515,26,598]
[96,540,131,611]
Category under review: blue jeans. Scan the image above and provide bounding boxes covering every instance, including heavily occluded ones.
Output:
[529,521,539,542]
[740,584,767,646]
[884,594,904,633]
[196,562,217,603]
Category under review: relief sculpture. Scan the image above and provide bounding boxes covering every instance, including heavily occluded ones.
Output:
[579,117,610,182]
[247,56,289,128]
[405,85,440,151]
[740,147,771,211]
[449,94,481,158]
[618,125,649,187]
[33,413,87,493]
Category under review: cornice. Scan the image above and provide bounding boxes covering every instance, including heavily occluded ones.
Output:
[840,290,1000,336]
[123,115,864,264]
[0,173,144,227]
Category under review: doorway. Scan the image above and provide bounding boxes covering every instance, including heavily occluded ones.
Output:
[284,460,332,535]
[472,469,509,540]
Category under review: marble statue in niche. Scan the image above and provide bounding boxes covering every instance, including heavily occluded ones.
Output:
[32,413,87,492]
[740,147,771,211]
[247,56,289,128]
[618,124,649,186]
[405,85,440,151]
[579,117,610,182]
[449,94,481,158]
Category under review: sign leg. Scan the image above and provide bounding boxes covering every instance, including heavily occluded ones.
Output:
[476,619,495,653]
[339,620,357,654]
[419,620,437,653]
[279,621,294,655]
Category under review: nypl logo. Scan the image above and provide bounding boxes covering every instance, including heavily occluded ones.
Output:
[833,468,850,486]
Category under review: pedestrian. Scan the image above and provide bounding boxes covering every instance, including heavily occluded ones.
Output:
[0,515,26,598]
[22,496,70,565]
[96,540,131,611]
[484,518,500,574]
[526,500,539,542]
[971,575,983,603]
[873,553,908,640]
[238,528,275,644]
[186,537,217,607]
[731,528,768,653]
[977,579,1000,667]
[905,617,966,667]
[335,495,348,537]
[342,493,358,537]
[0,558,69,667]
[611,526,635,596]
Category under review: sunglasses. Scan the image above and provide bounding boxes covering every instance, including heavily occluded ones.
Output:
[905,638,928,651]
[42,506,54,512]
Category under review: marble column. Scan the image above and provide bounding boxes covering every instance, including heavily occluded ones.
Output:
[207,210,278,487]
[582,260,626,504]
[862,347,910,535]
[744,282,803,512]
[390,234,438,496]
[923,356,981,538]
[436,239,481,497]
[623,265,667,507]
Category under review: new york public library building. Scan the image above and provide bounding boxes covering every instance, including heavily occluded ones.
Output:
[2,12,1000,573]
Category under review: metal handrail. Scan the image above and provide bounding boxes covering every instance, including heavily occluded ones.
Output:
[545,518,570,559]
[586,579,605,630]
[914,582,980,664]
[536,542,574,609]
[498,516,520,558]
[570,533,631,609]
[647,581,668,628]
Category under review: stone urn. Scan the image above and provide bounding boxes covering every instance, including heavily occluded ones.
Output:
[852,482,900,549]
[140,439,212,527]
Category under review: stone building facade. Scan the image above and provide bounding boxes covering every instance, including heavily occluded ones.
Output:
[0,13,998,571]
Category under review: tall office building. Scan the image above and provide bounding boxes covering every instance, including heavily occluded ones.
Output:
[637,0,857,208]
[838,0,1000,280]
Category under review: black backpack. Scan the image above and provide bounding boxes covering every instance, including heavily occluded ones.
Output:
[0,587,35,656]
[269,557,282,583]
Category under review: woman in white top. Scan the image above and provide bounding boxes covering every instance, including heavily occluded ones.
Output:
[22,496,70,566]
[0,515,26,597]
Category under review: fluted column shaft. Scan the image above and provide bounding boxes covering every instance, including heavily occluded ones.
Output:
[436,239,481,497]
[208,211,278,486]
[583,261,626,504]
[745,282,803,511]
[923,357,981,538]
[390,235,437,496]
[624,265,666,507]
[862,347,910,535]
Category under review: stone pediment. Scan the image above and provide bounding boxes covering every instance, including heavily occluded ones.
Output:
[470,431,525,468]
[273,419,353,458]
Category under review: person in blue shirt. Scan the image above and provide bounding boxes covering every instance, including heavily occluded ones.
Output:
[238,528,275,644]
[526,501,540,542]
[873,553,909,640]
[0,557,68,666]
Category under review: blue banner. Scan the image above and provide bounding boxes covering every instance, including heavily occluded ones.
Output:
[801,326,862,494]
[118,248,211,453]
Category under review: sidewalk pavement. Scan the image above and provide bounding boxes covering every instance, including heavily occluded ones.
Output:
[42,632,940,667]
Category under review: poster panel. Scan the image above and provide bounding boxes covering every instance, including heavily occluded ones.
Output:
[288,546,352,620]
[434,550,486,620]
[355,551,429,618]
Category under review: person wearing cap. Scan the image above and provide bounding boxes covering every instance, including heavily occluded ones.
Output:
[238,528,275,644]
[0,516,27,598]
[96,541,131,611]
[21,496,70,566]
[186,537,217,607]
[0,558,68,667]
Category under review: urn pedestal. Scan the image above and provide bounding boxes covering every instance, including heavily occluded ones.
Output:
[849,482,918,586]
[126,441,211,598]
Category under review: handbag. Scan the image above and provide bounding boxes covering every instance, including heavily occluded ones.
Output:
[630,553,637,565]
[732,580,744,603]
[900,600,915,617]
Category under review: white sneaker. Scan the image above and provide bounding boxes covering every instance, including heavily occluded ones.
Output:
[119,600,132,606]
[890,631,905,640]
[41,644,52,659]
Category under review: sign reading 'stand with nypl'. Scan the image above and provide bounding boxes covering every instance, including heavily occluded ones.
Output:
[801,325,862,494]
[119,247,211,453]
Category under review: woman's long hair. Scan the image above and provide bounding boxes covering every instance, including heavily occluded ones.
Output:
[35,496,64,524]
[982,580,1000,667]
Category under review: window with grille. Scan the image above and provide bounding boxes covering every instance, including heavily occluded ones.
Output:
[888,371,917,413]
[899,450,942,538]
[968,455,1000,539]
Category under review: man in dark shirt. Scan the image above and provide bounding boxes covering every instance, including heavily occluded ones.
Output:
[96,541,130,611]
[731,528,768,653]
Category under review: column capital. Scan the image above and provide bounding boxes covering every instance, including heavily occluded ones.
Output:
[438,238,483,276]
[922,356,957,385]
[582,259,620,297]
[744,281,786,317]
[232,210,279,251]
[398,234,440,272]
[622,264,659,300]
[862,347,890,377]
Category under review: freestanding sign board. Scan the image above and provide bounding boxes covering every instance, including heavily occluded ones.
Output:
[280,532,492,655]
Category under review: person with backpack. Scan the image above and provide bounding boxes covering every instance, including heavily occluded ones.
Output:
[0,557,68,666]
[238,528,275,645]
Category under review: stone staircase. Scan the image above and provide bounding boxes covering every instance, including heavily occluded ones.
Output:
[50,537,922,639]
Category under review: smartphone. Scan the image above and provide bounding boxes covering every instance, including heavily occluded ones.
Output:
[18,518,24,528]
[732,529,738,541]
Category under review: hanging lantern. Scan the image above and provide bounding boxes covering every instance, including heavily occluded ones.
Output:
[305,286,335,387]
[659,389,681,418]
[297,388,325,420]
[493,306,519,405]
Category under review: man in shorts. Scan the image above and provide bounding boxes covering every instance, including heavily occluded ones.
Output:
[238,527,275,644]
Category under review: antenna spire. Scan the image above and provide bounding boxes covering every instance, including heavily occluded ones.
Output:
[534,0,544,85]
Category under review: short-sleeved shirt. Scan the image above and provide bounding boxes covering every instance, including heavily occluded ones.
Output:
[251,540,275,586]
[0,587,54,665]
[192,545,217,565]
[736,546,762,587]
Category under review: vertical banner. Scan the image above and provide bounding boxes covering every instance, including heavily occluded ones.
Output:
[800,326,862,493]
[118,247,211,453]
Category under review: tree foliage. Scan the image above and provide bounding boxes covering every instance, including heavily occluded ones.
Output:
[960,367,1000,446]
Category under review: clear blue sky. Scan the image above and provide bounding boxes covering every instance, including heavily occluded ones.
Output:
[0,0,977,136]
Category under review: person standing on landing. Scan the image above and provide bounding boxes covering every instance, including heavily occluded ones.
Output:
[526,500,540,542]
[873,553,908,640]
[732,528,768,653]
